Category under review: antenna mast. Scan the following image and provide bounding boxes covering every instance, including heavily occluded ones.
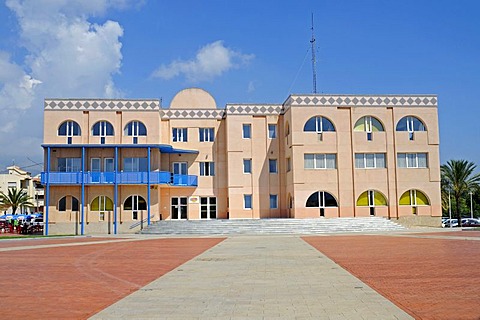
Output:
[310,13,317,94]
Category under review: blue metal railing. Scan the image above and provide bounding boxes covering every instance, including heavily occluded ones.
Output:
[41,171,197,186]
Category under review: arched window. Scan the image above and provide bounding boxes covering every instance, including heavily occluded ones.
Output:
[303,116,335,132]
[354,116,384,132]
[58,196,79,212]
[306,191,338,207]
[357,190,387,206]
[396,116,426,140]
[58,121,81,144]
[124,195,147,220]
[92,121,114,136]
[399,190,429,206]
[124,121,147,144]
[396,116,426,132]
[124,121,147,136]
[91,196,113,211]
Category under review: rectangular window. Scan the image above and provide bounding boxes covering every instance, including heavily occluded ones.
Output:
[242,124,251,139]
[57,158,81,172]
[268,124,277,139]
[270,194,278,209]
[243,159,252,174]
[123,157,148,172]
[104,158,114,172]
[172,128,188,142]
[304,154,336,169]
[7,182,16,188]
[286,157,291,172]
[397,153,428,168]
[244,194,252,209]
[199,128,214,142]
[355,153,386,169]
[199,162,215,176]
[269,159,278,173]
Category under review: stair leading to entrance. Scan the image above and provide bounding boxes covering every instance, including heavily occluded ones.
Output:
[139,217,407,235]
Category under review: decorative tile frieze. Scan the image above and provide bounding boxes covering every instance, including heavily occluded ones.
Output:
[284,95,438,109]
[160,109,225,119]
[226,104,283,116]
[45,99,160,111]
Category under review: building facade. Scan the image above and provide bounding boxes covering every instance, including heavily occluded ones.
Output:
[42,88,441,235]
[0,166,44,214]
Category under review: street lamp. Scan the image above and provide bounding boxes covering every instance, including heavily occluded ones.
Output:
[469,190,474,219]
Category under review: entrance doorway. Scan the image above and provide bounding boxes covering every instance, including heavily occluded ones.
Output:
[171,197,187,219]
[200,197,216,219]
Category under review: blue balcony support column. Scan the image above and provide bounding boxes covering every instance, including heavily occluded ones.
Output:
[45,147,51,235]
[81,147,85,235]
[114,147,118,234]
[147,146,151,225]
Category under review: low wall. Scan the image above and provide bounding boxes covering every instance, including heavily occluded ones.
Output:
[396,216,442,228]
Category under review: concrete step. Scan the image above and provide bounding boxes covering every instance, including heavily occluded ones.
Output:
[139,217,407,235]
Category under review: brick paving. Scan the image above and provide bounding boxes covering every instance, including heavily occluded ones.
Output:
[0,237,224,319]
[303,234,480,320]
[417,230,480,237]
[0,237,123,249]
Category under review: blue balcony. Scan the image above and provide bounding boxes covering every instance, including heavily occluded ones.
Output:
[41,172,198,187]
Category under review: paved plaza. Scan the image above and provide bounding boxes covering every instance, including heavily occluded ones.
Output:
[0,230,479,319]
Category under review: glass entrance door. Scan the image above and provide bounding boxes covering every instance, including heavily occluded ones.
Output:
[171,197,187,219]
[200,197,217,219]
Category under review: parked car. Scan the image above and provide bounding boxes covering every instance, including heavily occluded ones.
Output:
[462,218,480,227]
[32,218,43,226]
[442,219,458,228]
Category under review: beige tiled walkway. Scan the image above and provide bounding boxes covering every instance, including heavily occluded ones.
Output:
[91,236,412,319]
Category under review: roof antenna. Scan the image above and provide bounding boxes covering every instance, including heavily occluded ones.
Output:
[310,13,317,94]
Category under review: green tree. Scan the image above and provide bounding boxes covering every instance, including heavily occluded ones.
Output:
[441,160,480,226]
[0,187,34,214]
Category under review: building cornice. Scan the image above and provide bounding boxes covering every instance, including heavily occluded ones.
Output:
[226,104,283,116]
[160,109,225,120]
[284,94,438,108]
[44,99,160,111]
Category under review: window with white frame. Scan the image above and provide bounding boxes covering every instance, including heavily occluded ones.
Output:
[268,124,277,139]
[199,128,214,142]
[172,128,188,142]
[270,194,278,209]
[304,154,336,169]
[269,159,278,173]
[244,194,252,209]
[397,153,428,168]
[57,158,81,172]
[123,157,148,172]
[242,124,251,139]
[355,153,386,169]
[243,159,252,174]
[199,162,215,176]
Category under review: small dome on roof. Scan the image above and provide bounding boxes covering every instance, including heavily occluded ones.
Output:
[170,88,217,109]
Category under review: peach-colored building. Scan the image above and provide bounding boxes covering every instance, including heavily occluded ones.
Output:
[42,88,441,235]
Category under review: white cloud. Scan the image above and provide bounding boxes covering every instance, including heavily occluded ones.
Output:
[0,0,131,170]
[152,40,254,82]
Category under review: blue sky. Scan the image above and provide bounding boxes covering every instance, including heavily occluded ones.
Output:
[0,0,479,173]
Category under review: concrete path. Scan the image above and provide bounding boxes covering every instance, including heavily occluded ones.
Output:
[91,236,412,319]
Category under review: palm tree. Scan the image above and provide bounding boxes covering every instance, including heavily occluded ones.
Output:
[441,160,480,227]
[0,187,34,214]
